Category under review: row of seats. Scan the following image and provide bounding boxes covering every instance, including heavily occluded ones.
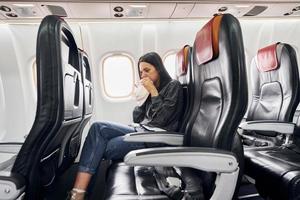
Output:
[240,43,300,199]
[175,34,300,199]
[0,15,94,199]
[105,13,247,200]
[117,14,300,200]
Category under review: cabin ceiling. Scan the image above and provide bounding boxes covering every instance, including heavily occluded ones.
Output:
[0,1,299,20]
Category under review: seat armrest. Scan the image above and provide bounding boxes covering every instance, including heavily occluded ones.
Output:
[239,120,295,135]
[125,147,237,172]
[124,147,239,200]
[124,132,184,146]
[0,172,25,199]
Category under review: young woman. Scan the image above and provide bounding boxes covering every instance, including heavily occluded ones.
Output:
[68,52,183,200]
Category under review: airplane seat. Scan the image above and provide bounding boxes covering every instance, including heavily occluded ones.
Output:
[105,13,247,200]
[58,49,94,172]
[240,43,300,147]
[80,51,93,117]
[0,15,86,199]
[175,44,193,133]
[174,44,243,199]
[242,44,300,200]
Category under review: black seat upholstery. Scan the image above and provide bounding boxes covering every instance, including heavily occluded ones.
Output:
[58,49,94,172]
[8,15,90,199]
[244,145,300,200]
[241,43,300,147]
[105,13,247,200]
[243,43,300,200]
[175,45,193,132]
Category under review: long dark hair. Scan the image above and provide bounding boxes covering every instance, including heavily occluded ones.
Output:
[138,52,172,91]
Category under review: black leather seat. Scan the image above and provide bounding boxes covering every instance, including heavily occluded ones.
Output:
[58,49,94,172]
[175,45,193,132]
[5,15,91,199]
[240,43,300,147]
[241,43,300,200]
[105,13,247,200]
[79,50,93,120]
[244,145,300,200]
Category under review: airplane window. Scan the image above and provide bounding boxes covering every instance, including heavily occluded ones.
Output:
[163,52,177,79]
[102,54,134,99]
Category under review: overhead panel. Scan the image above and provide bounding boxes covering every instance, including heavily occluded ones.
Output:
[171,3,194,18]
[37,2,72,18]
[293,9,300,16]
[0,2,44,18]
[188,4,253,18]
[68,3,110,18]
[0,13,4,20]
[244,6,267,16]
[147,3,176,18]
[256,4,299,17]
[111,3,148,18]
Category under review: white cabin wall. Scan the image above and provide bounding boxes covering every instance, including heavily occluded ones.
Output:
[0,22,82,142]
[0,24,38,142]
[0,73,6,141]
[155,21,205,55]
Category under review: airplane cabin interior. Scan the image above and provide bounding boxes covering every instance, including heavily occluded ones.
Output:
[0,0,300,200]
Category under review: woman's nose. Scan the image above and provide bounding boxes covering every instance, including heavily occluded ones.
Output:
[141,73,146,78]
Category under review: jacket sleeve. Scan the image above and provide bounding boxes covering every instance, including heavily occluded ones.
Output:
[148,81,182,127]
[132,104,146,123]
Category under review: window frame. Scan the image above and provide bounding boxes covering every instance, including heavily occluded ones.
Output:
[100,52,136,101]
[163,49,179,79]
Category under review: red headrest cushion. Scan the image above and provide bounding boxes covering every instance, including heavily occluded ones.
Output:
[176,45,190,77]
[195,15,222,65]
[257,43,279,72]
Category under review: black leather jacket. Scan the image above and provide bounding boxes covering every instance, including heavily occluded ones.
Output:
[133,80,183,132]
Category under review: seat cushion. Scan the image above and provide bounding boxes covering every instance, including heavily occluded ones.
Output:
[105,163,169,200]
[105,163,210,200]
[245,146,300,200]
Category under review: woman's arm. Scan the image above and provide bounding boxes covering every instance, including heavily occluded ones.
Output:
[148,81,183,127]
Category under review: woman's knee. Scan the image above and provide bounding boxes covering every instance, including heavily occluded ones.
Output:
[90,121,107,129]
[88,122,106,137]
[89,121,115,140]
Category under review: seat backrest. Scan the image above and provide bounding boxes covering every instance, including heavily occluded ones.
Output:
[175,45,193,133]
[185,14,248,151]
[11,15,84,199]
[246,43,300,137]
[58,49,94,172]
[80,51,94,117]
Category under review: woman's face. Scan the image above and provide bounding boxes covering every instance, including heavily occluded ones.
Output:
[139,62,160,84]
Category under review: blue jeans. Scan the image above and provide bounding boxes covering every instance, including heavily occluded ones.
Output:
[78,121,151,174]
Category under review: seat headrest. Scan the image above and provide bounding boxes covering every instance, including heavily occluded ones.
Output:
[195,15,223,65]
[257,43,280,72]
[176,45,190,77]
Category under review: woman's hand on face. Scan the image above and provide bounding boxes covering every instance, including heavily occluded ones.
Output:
[140,77,159,97]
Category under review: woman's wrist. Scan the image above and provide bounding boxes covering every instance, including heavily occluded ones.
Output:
[150,89,159,97]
